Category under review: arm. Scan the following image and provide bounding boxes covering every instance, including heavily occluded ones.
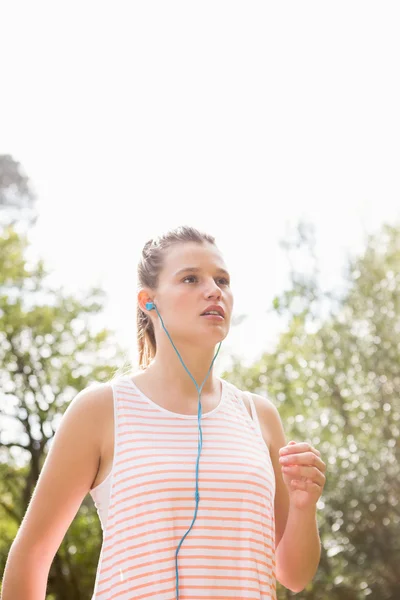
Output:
[250,393,323,593]
[275,504,321,593]
[0,545,52,600]
[1,384,110,600]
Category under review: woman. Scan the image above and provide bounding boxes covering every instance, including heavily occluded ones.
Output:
[2,225,326,600]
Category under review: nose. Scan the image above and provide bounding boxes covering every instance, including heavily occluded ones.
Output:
[204,278,222,299]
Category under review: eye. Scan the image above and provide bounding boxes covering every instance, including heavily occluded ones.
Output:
[182,275,198,283]
[182,275,230,286]
[218,277,230,286]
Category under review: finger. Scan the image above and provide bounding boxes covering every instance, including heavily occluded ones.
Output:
[282,464,326,485]
[291,478,322,491]
[280,442,320,455]
[280,451,326,471]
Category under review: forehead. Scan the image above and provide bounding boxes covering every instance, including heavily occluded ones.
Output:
[162,242,228,277]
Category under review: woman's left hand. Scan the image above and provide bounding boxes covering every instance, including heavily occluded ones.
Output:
[279,440,327,511]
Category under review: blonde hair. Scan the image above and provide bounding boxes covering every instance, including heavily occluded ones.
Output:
[136,225,216,370]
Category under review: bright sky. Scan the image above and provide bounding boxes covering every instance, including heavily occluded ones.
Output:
[1,1,400,375]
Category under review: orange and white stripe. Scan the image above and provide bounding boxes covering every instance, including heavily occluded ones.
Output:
[90,376,276,600]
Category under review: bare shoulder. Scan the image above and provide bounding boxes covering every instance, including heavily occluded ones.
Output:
[74,382,115,472]
[248,392,287,453]
[65,382,114,450]
[249,392,290,548]
[79,382,114,422]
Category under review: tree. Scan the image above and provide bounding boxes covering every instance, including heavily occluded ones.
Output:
[224,221,400,599]
[0,154,38,229]
[0,155,130,598]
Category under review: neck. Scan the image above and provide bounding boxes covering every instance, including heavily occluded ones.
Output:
[144,338,221,397]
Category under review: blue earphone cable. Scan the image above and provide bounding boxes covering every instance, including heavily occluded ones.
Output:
[145,302,222,599]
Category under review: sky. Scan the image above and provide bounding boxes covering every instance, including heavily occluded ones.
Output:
[1,1,400,377]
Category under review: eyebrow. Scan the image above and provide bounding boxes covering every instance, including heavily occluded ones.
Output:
[175,267,230,278]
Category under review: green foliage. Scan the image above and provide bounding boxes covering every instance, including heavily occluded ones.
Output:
[0,158,130,598]
[223,222,400,599]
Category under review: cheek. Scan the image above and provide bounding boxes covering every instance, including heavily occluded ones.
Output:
[165,291,193,315]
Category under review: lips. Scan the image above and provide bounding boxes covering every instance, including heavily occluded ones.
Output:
[200,305,225,318]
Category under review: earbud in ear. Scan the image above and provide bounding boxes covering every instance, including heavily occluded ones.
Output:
[145,301,155,311]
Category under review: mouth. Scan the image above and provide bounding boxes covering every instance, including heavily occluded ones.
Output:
[200,305,225,318]
[201,314,224,321]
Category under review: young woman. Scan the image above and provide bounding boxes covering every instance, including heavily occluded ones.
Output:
[2,225,326,599]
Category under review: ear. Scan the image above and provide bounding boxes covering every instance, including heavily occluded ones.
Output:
[138,289,153,312]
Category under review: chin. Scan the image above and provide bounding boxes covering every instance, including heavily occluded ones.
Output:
[200,326,229,345]
[173,321,229,345]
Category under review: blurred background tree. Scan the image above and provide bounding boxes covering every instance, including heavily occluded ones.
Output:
[1,155,399,599]
[227,221,400,599]
[0,155,129,598]
[0,154,38,230]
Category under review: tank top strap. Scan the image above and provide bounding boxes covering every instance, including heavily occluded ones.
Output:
[244,390,263,437]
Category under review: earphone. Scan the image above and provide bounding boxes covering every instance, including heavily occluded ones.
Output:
[145,300,222,599]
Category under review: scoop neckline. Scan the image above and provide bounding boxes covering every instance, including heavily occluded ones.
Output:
[123,375,227,419]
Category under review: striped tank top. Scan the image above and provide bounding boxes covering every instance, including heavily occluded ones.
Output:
[90,374,276,599]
